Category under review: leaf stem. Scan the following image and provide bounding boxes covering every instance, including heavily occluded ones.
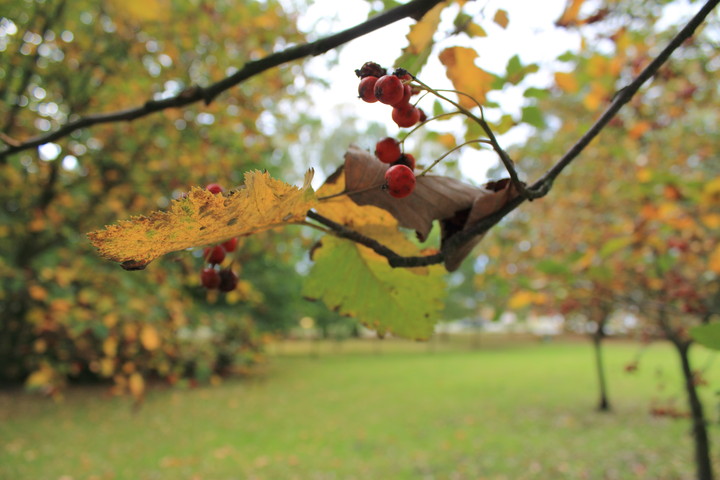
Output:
[411,76,536,199]
[317,183,384,201]
[417,139,492,177]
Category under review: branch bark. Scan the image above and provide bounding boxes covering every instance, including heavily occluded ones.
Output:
[0,0,444,161]
[310,0,719,269]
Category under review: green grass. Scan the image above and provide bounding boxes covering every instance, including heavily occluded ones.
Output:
[1,336,719,480]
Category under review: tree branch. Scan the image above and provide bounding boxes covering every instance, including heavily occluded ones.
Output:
[0,0,444,162]
[311,0,719,269]
[443,0,719,259]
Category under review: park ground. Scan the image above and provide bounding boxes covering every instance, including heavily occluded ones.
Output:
[1,335,719,480]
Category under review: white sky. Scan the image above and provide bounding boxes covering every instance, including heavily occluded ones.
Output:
[295,0,583,184]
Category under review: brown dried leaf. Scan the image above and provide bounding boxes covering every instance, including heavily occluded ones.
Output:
[342,145,517,271]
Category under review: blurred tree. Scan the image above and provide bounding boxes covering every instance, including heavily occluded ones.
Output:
[0,0,326,394]
[475,2,720,477]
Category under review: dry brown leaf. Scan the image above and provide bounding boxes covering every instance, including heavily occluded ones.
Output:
[88,170,316,270]
[341,145,517,271]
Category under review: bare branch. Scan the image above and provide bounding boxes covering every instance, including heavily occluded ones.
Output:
[0,0,444,161]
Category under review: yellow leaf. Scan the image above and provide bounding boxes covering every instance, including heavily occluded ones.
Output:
[493,9,509,29]
[554,72,579,93]
[140,325,161,351]
[583,82,609,111]
[28,285,47,301]
[701,214,720,229]
[628,121,652,140]
[701,177,720,207]
[316,169,398,228]
[636,168,652,183]
[437,133,457,150]
[108,0,169,22]
[100,358,115,377]
[556,0,585,26]
[508,291,534,310]
[439,47,495,108]
[710,246,720,273]
[103,337,118,357]
[88,170,316,269]
[587,54,609,78]
[406,3,445,54]
[466,22,487,38]
[128,372,145,398]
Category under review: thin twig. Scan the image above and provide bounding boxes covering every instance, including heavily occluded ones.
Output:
[0,0,445,161]
[411,76,535,199]
[417,139,492,176]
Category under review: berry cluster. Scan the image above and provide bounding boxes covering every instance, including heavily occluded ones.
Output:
[355,62,426,128]
[199,183,239,292]
[356,62,426,200]
[374,136,416,198]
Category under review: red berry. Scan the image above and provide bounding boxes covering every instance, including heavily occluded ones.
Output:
[418,108,427,123]
[222,237,239,252]
[204,245,226,265]
[358,76,378,103]
[206,183,224,194]
[391,104,421,128]
[392,84,413,107]
[218,269,239,292]
[200,267,221,289]
[374,75,404,105]
[393,153,415,171]
[384,164,416,199]
[375,137,402,164]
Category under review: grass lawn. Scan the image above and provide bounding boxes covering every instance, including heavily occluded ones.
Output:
[1,336,718,479]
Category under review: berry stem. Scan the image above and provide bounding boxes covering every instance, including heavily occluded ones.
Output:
[316,183,384,201]
[417,139,493,177]
[399,111,464,144]
[410,75,538,199]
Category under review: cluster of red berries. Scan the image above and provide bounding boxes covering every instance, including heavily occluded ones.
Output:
[356,62,426,128]
[356,62,425,199]
[374,137,416,198]
[199,183,239,292]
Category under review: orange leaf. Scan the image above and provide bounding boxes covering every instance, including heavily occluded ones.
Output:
[554,72,579,93]
[556,0,585,27]
[628,121,652,139]
[493,9,509,29]
[439,47,495,108]
[140,325,161,351]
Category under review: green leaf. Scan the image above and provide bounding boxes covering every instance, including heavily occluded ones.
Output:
[690,323,720,351]
[432,99,445,117]
[599,236,633,258]
[557,50,576,62]
[520,106,544,128]
[535,259,571,277]
[506,55,523,77]
[524,87,550,99]
[303,236,446,340]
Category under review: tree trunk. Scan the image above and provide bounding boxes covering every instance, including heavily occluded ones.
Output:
[675,341,714,480]
[592,333,612,412]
